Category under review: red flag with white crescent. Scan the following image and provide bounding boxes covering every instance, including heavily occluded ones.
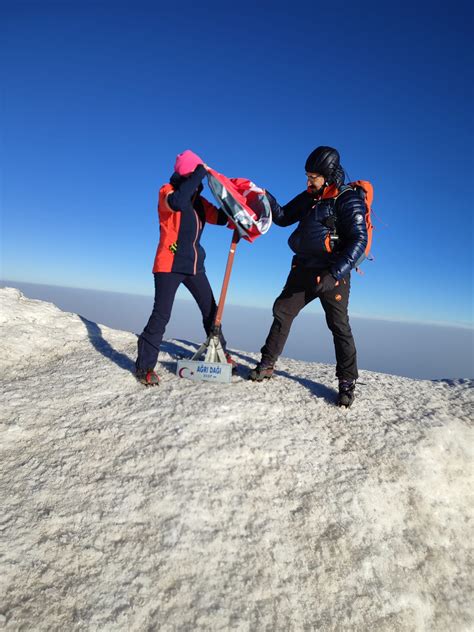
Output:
[207,168,272,242]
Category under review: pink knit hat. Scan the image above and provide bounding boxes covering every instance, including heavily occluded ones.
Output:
[174,150,204,176]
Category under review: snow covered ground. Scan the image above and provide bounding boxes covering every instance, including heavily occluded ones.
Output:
[0,287,472,631]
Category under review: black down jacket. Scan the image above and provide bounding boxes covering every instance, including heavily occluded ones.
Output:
[269,187,368,280]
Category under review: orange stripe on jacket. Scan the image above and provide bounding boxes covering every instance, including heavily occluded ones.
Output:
[152,183,181,273]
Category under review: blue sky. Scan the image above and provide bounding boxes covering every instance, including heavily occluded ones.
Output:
[2,0,473,326]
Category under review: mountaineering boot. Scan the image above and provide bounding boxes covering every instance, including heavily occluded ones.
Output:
[248,363,274,382]
[338,379,356,407]
[136,368,160,386]
[225,353,238,374]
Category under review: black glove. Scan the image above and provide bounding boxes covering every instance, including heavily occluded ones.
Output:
[315,271,337,293]
[264,190,279,211]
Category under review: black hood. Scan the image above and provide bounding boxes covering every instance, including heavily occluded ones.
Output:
[332,165,345,188]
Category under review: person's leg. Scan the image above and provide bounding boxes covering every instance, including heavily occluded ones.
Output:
[183,271,228,350]
[136,272,184,371]
[259,267,315,367]
[319,275,358,382]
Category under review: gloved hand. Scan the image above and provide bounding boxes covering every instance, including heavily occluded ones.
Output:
[264,190,278,210]
[315,271,338,293]
[265,190,276,202]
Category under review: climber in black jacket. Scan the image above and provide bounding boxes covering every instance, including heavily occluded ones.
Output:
[249,146,368,407]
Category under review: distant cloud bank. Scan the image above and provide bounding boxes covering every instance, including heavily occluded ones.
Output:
[2,280,473,380]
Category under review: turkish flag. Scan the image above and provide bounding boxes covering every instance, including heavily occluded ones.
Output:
[207,168,272,242]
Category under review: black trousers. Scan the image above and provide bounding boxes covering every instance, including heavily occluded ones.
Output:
[261,266,358,381]
[136,271,226,371]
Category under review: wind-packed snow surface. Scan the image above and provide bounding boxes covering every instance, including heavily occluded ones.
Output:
[0,287,472,631]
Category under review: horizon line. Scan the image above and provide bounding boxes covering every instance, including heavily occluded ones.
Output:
[1,278,473,332]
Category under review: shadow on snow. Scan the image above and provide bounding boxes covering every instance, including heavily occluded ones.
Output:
[79,316,135,373]
[77,327,339,403]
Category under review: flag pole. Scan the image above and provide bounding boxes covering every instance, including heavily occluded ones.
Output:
[189,228,240,366]
[213,229,240,329]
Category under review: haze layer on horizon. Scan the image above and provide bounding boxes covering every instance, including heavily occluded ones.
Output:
[3,280,472,381]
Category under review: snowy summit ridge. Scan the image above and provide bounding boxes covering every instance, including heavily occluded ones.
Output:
[0,287,472,631]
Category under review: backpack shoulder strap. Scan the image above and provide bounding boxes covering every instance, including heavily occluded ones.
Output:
[333,184,357,208]
[336,184,354,196]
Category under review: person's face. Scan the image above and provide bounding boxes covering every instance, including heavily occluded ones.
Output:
[306,172,326,193]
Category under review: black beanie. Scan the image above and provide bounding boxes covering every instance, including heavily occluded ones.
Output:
[305,146,340,181]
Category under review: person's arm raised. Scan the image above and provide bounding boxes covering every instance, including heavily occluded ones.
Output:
[168,164,208,211]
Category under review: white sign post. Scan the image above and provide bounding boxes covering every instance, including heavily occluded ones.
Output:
[176,359,232,384]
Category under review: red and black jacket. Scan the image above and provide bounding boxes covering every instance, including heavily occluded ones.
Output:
[152,165,227,275]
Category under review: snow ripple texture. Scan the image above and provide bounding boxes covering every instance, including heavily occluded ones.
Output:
[0,287,472,631]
